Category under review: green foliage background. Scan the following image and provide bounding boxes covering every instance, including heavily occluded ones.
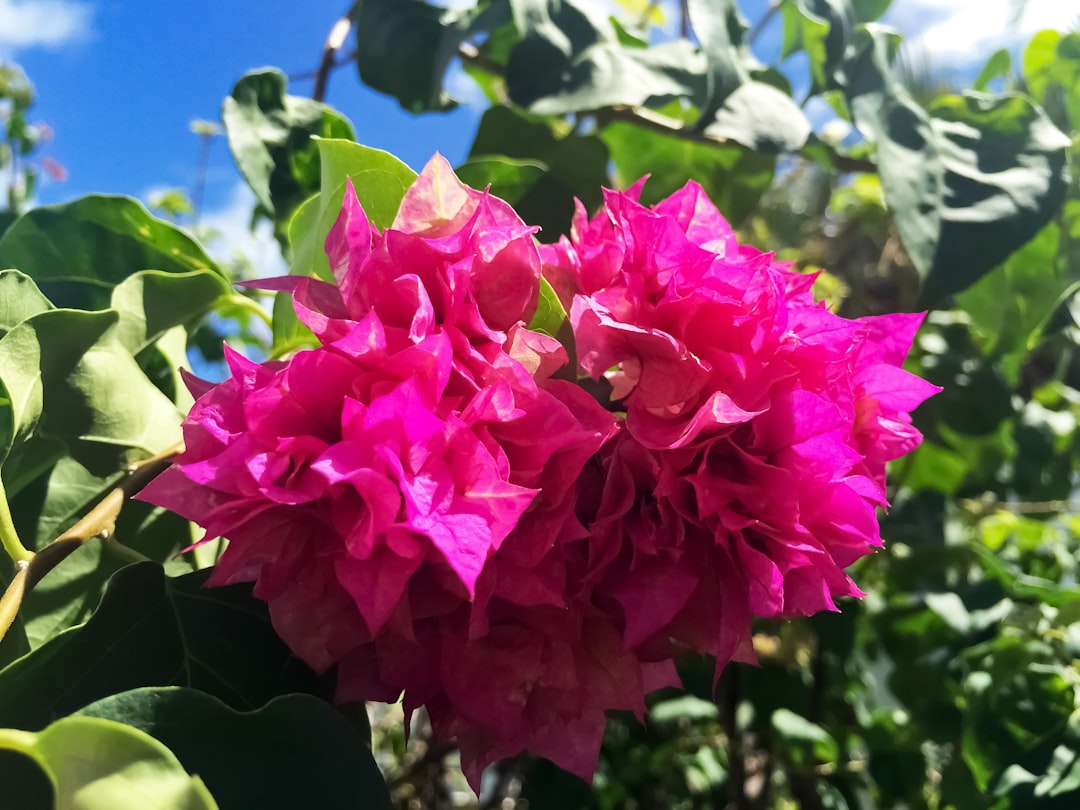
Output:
[0,1,1078,808]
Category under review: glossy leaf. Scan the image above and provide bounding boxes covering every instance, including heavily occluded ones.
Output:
[462,105,609,238]
[781,0,857,92]
[0,562,326,731]
[109,270,228,357]
[972,48,1011,92]
[276,139,417,351]
[77,688,391,810]
[845,28,1070,303]
[955,223,1064,381]
[222,69,355,227]
[703,80,811,152]
[506,0,706,115]
[0,716,217,809]
[1023,31,1080,128]
[0,196,219,311]
[351,0,505,113]
[0,270,52,336]
[602,119,775,225]
[0,309,182,490]
[686,0,746,128]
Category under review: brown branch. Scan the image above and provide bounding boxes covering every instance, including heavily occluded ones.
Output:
[313,14,355,102]
[0,561,28,642]
[0,441,184,644]
[454,44,878,176]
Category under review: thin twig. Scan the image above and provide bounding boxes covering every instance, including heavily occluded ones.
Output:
[313,13,355,102]
[0,441,184,645]
[748,2,782,46]
[0,561,29,642]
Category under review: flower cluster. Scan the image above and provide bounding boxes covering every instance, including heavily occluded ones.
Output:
[140,157,937,788]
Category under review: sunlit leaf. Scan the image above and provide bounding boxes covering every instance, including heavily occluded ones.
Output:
[0,716,217,809]
[0,196,220,311]
[222,69,355,228]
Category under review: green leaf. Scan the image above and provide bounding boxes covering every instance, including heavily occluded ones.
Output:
[276,139,417,352]
[222,69,355,227]
[781,0,857,92]
[109,270,229,356]
[351,0,503,113]
[703,80,811,152]
[602,119,775,225]
[0,716,217,809]
[686,0,747,128]
[0,562,326,731]
[649,694,719,724]
[967,542,1080,607]
[973,48,1011,92]
[955,223,1064,380]
[845,28,1071,304]
[1036,745,1080,798]
[850,0,891,21]
[1023,31,1080,127]
[0,270,52,337]
[771,708,839,763]
[506,0,706,115]
[0,196,220,311]
[903,441,968,494]
[527,276,568,340]
[462,105,609,238]
[76,688,392,810]
[0,309,182,492]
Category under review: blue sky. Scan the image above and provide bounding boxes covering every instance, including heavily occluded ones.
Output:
[1,0,1075,264]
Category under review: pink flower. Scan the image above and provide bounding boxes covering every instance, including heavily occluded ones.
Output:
[140,156,622,787]
[140,159,937,790]
[542,179,938,676]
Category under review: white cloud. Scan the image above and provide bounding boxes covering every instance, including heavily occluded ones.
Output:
[885,0,1076,68]
[0,0,94,52]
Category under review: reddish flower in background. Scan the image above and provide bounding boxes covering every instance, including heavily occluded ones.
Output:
[141,157,937,791]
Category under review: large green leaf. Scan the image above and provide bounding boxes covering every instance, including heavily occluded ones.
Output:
[76,688,391,810]
[602,118,775,225]
[275,139,417,352]
[506,0,706,114]
[780,0,858,92]
[0,196,219,311]
[845,28,1071,304]
[221,69,355,228]
[703,80,811,152]
[0,562,326,731]
[1023,30,1080,132]
[461,105,609,238]
[685,0,746,128]
[0,716,217,809]
[955,223,1065,381]
[351,0,506,113]
[109,270,229,357]
[0,270,52,337]
[0,309,182,491]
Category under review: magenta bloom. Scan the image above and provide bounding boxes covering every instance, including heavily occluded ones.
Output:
[140,159,936,789]
[542,180,939,664]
